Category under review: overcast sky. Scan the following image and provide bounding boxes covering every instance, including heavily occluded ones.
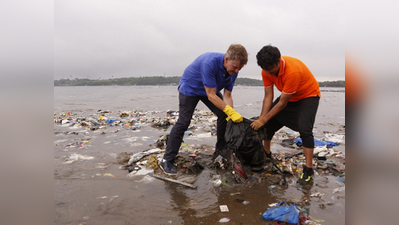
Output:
[54,0,345,81]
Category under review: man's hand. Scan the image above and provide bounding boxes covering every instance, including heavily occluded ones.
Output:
[223,105,243,123]
[250,119,266,130]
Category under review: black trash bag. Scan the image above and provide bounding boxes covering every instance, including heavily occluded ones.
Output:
[225,118,267,167]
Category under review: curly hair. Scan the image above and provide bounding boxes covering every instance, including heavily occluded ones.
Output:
[225,44,248,66]
[256,45,281,70]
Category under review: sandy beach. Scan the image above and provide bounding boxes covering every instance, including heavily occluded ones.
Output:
[54,86,345,225]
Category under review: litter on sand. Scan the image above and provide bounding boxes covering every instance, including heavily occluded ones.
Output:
[262,201,300,224]
[219,205,229,212]
[135,175,155,184]
[63,153,94,164]
[55,109,345,224]
[219,217,231,223]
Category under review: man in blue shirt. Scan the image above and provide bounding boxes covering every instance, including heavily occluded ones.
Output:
[160,44,248,175]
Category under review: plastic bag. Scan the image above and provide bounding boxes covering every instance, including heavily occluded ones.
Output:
[295,137,339,148]
[224,118,267,167]
[262,201,300,224]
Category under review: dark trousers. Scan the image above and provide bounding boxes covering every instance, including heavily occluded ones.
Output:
[163,92,227,162]
[265,96,320,148]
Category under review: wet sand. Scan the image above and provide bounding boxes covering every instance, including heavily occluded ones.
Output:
[54,86,345,225]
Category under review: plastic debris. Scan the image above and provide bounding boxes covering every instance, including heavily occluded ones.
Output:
[333,186,345,194]
[295,137,339,148]
[324,133,345,144]
[128,148,165,165]
[135,175,155,184]
[309,215,325,223]
[103,173,116,177]
[94,163,107,170]
[303,220,322,225]
[268,202,278,207]
[336,176,345,183]
[230,192,241,196]
[126,167,154,177]
[219,217,231,223]
[210,175,222,186]
[262,201,300,224]
[214,155,227,169]
[109,195,119,202]
[310,192,325,198]
[63,153,94,164]
[128,165,141,173]
[219,205,229,212]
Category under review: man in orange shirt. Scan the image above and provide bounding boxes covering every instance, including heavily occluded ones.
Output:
[250,45,321,185]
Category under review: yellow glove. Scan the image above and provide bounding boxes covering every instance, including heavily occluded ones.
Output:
[223,105,243,123]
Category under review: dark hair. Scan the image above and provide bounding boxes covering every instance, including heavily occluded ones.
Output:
[256,45,281,70]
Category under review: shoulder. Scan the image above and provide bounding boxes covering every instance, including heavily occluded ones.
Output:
[197,52,224,70]
[283,56,308,75]
[198,52,223,60]
[283,56,302,64]
[283,56,307,68]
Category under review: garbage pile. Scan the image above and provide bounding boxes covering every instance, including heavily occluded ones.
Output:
[54,109,217,133]
[115,126,343,224]
[54,109,345,183]
[116,132,345,187]
[210,118,345,186]
[55,109,345,224]
[116,144,211,188]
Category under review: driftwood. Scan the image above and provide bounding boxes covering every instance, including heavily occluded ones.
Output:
[152,174,197,189]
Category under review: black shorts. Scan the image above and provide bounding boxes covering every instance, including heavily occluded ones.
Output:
[265,96,320,148]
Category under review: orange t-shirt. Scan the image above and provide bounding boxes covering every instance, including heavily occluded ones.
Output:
[262,56,321,102]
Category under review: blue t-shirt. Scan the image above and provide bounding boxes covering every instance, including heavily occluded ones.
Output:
[178,52,238,97]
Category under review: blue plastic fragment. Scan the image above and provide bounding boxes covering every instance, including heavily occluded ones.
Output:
[295,137,339,148]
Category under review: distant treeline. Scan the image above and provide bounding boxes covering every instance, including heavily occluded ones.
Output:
[317,80,345,87]
[54,76,345,87]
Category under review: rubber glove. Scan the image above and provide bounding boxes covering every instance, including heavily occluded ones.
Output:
[223,105,243,123]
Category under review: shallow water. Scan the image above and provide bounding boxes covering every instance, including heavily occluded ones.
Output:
[54,86,345,225]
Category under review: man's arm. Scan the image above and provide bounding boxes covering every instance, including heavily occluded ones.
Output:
[204,86,243,123]
[260,86,274,117]
[204,86,227,110]
[251,91,293,130]
[223,89,233,108]
[263,92,292,122]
